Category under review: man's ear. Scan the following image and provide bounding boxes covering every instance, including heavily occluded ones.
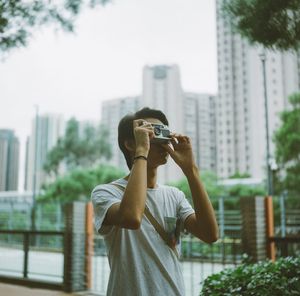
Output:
[124,139,136,152]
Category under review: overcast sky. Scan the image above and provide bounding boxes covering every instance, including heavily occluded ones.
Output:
[0,0,217,190]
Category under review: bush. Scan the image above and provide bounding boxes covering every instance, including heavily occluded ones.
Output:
[200,257,300,295]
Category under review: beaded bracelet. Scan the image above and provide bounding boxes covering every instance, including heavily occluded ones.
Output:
[133,155,148,162]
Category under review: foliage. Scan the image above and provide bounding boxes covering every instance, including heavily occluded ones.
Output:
[226,183,265,198]
[201,256,300,295]
[44,118,112,176]
[229,172,251,179]
[169,171,224,202]
[39,165,125,202]
[170,171,264,201]
[222,0,300,50]
[0,0,110,53]
[273,93,300,196]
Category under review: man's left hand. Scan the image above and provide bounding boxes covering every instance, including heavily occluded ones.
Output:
[161,133,197,175]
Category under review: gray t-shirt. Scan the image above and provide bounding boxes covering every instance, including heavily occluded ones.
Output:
[91,178,195,296]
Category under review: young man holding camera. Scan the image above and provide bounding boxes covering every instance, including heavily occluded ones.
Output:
[92,107,218,296]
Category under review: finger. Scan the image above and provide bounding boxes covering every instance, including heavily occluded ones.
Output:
[133,119,145,128]
[148,130,155,139]
[171,133,184,141]
[161,143,175,156]
[139,126,154,133]
[174,134,188,143]
[170,137,178,146]
[142,122,152,127]
[184,136,191,144]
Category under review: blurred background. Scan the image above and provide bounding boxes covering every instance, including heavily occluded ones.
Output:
[0,0,299,295]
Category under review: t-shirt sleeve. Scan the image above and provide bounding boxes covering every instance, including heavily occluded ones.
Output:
[176,190,195,229]
[91,185,121,236]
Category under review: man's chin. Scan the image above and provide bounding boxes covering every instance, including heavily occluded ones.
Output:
[158,155,169,165]
[148,156,168,168]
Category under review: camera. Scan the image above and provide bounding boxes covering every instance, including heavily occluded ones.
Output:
[151,124,171,143]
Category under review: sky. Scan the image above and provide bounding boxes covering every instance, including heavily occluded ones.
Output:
[0,0,217,190]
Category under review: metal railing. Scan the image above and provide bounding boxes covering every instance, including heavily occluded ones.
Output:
[0,229,64,290]
[269,236,300,258]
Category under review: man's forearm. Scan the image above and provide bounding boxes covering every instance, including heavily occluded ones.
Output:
[119,158,148,226]
[185,165,219,241]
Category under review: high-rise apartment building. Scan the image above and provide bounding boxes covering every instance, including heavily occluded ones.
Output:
[101,96,141,173]
[143,65,184,133]
[216,0,300,179]
[142,65,185,183]
[184,93,217,173]
[101,65,218,183]
[0,129,19,191]
[25,114,65,191]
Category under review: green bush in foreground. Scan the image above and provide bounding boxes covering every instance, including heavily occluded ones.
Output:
[200,257,300,296]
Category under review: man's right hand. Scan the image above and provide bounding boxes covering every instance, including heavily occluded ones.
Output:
[133,119,154,157]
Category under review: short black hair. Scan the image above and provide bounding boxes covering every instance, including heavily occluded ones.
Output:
[118,107,169,170]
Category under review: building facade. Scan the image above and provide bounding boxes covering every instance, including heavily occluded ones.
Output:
[101,65,217,183]
[184,93,217,173]
[0,129,19,191]
[25,114,65,191]
[216,0,300,180]
[143,65,185,133]
[101,96,141,173]
[142,65,185,183]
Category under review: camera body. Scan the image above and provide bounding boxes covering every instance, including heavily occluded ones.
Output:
[151,124,171,143]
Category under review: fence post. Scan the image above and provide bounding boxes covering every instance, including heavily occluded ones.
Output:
[56,202,62,249]
[265,196,275,261]
[63,202,87,293]
[218,197,225,239]
[280,193,286,237]
[85,202,94,290]
[240,196,268,262]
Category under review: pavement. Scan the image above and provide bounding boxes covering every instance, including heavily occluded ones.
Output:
[0,283,103,296]
[0,283,75,296]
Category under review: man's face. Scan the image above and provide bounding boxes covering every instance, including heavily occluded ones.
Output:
[142,117,169,168]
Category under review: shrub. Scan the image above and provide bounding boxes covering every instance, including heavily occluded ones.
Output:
[200,256,300,295]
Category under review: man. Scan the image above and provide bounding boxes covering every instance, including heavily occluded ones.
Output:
[91,107,219,296]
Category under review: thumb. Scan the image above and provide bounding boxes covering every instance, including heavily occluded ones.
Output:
[161,143,175,157]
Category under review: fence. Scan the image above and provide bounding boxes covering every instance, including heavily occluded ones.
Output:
[0,195,299,295]
[0,230,64,290]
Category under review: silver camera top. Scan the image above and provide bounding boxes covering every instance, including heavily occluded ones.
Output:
[151,124,171,143]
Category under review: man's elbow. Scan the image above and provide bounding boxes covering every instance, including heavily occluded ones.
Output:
[120,215,142,230]
[205,234,219,244]
[196,232,219,244]
[124,219,141,230]
[207,228,220,243]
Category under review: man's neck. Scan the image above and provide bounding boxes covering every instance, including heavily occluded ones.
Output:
[124,167,158,189]
[146,168,157,189]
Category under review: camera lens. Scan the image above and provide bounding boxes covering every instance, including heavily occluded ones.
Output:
[154,126,161,136]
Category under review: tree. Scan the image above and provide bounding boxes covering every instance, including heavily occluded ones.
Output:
[39,165,125,202]
[222,0,300,50]
[171,171,266,212]
[225,183,265,197]
[170,171,225,204]
[44,117,112,176]
[273,93,300,196]
[0,0,110,53]
[229,172,251,179]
